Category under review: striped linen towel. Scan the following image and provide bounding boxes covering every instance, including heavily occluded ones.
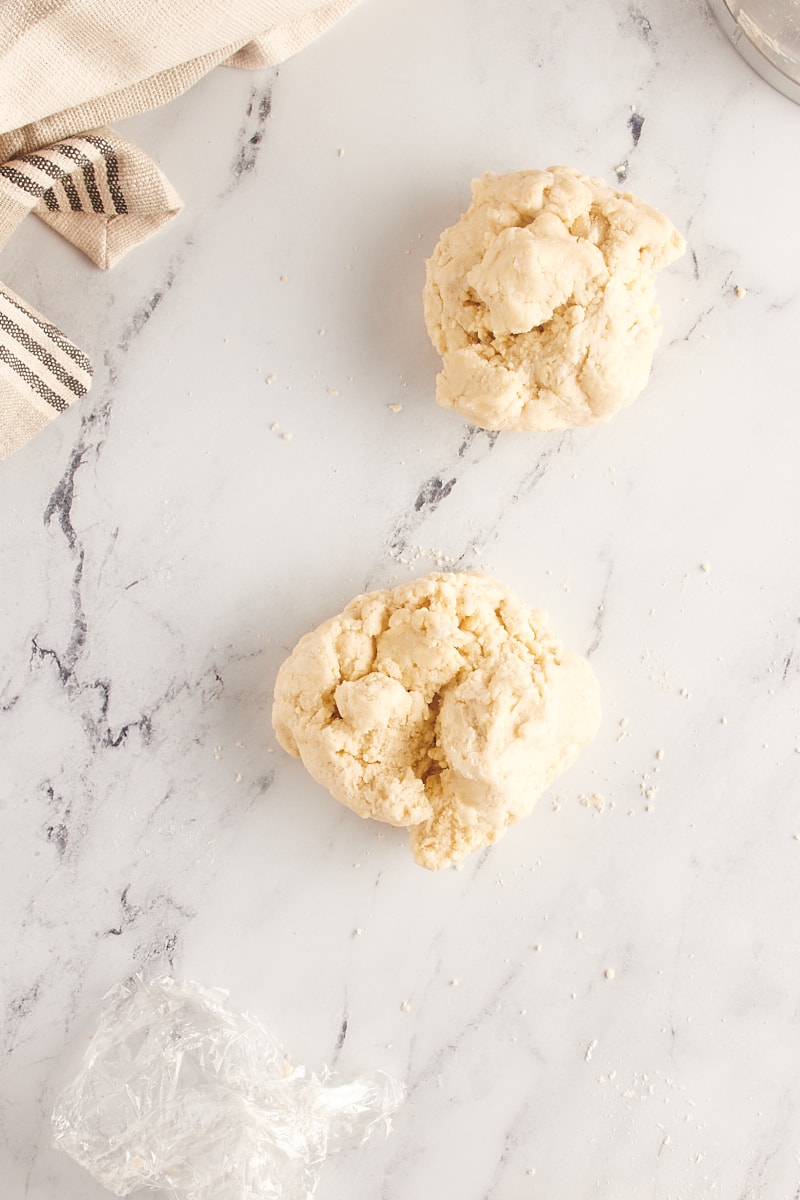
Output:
[0,0,361,461]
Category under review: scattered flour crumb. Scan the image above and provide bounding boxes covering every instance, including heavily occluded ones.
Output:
[534,944,543,952]
[450,978,460,987]
[655,748,664,761]
[354,927,363,936]
[279,274,289,283]
[576,930,583,940]
[318,327,326,336]
[605,968,616,980]
[327,387,340,396]
[571,992,577,1000]
[645,787,657,801]
[585,1039,598,1062]
[270,422,280,432]
[234,772,242,783]
[400,1000,411,1013]
[281,432,293,441]
[580,792,606,813]
[526,1168,536,1176]
[720,716,728,725]
[734,284,747,298]
[266,374,277,385]
[388,403,403,412]
[337,147,345,157]
[213,747,222,760]
[235,740,246,749]
[700,562,711,573]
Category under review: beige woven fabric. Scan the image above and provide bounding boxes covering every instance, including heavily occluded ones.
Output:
[0,128,181,269]
[0,282,93,461]
[0,0,361,461]
[0,1,360,137]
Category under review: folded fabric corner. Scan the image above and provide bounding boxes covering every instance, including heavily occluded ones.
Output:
[223,0,362,68]
[0,129,183,270]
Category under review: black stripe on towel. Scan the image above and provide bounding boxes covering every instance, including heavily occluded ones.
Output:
[0,311,87,396]
[0,344,71,412]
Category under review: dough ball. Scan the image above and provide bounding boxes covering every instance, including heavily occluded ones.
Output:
[423,167,685,431]
[272,572,601,870]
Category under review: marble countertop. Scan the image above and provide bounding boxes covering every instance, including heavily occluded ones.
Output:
[2,1,800,1197]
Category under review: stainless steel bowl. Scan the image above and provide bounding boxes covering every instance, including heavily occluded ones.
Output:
[709,0,800,104]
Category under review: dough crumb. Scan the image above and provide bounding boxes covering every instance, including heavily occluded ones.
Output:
[580,792,606,813]
[327,387,340,397]
[281,432,293,441]
[734,284,747,298]
[585,1039,598,1061]
[272,571,601,870]
[655,748,664,760]
[266,374,277,385]
[387,403,403,412]
[450,978,460,987]
[279,274,289,283]
[423,167,685,431]
[400,1000,411,1013]
[605,967,616,980]
[700,562,711,573]
[337,147,345,157]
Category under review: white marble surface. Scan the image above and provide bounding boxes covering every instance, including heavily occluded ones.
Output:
[2,0,800,1196]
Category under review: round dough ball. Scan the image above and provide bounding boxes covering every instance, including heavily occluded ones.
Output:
[423,166,685,431]
[272,572,601,870]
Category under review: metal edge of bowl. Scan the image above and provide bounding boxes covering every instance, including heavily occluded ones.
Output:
[707,0,800,105]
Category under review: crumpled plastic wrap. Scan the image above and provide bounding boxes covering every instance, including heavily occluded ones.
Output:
[51,976,404,1199]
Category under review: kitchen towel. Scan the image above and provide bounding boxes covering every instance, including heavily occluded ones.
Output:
[0,0,361,461]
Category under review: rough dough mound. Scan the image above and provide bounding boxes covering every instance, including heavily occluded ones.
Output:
[423,166,685,431]
[272,572,601,870]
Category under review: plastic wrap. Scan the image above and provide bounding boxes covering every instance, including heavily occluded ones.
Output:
[51,976,404,1199]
